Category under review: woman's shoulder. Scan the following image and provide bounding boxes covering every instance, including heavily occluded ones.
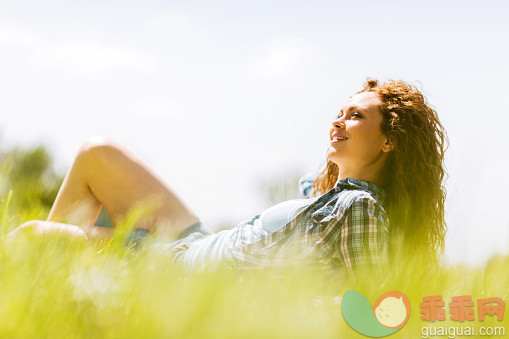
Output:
[308,181,387,224]
[336,188,389,234]
[339,188,382,208]
[299,174,385,204]
[339,189,387,219]
[335,178,386,209]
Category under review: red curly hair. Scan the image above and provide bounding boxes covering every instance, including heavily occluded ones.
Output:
[311,79,448,268]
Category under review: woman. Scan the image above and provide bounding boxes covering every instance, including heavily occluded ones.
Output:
[9,79,447,280]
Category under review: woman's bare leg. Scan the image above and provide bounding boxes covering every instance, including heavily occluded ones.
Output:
[46,136,200,240]
[8,220,89,241]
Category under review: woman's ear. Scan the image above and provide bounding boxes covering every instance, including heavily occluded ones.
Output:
[382,136,395,153]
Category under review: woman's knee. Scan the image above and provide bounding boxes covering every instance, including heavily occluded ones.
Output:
[9,220,45,238]
[10,220,88,240]
[78,136,120,159]
[76,136,127,176]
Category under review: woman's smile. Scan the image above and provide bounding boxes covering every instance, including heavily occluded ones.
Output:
[330,131,349,144]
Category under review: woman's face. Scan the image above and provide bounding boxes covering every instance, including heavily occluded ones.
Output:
[327,91,392,177]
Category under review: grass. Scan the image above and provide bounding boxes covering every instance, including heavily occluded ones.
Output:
[0,193,507,338]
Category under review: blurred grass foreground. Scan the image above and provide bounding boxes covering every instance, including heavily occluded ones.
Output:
[0,144,507,338]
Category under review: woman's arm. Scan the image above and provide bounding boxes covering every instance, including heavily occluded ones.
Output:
[298,173,315,199]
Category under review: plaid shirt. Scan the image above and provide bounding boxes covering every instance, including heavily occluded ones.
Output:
[224,177,389,280]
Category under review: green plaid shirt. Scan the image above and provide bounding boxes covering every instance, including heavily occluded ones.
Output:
[225,177,389,280]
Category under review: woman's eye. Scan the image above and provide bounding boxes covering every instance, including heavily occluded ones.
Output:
[336,111,362,119]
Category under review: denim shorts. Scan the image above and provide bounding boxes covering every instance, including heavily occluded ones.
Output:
[124,221,214,249]
[126,221,240,272]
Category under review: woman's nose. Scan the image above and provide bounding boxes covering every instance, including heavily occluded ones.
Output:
[332,118,345,129]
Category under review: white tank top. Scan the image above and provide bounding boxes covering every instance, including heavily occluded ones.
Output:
[258,197,319,234]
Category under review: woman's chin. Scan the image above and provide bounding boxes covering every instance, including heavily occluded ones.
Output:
[326,151,342,165]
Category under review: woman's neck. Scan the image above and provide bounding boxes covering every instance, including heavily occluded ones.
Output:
[337,155,388,186]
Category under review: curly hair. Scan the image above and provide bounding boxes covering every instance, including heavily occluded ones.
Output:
[311,79,448,268]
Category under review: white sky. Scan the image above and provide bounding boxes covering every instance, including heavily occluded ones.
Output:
[1,0,508,266]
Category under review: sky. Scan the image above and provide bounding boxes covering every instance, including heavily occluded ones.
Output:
[0,0,508,266]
